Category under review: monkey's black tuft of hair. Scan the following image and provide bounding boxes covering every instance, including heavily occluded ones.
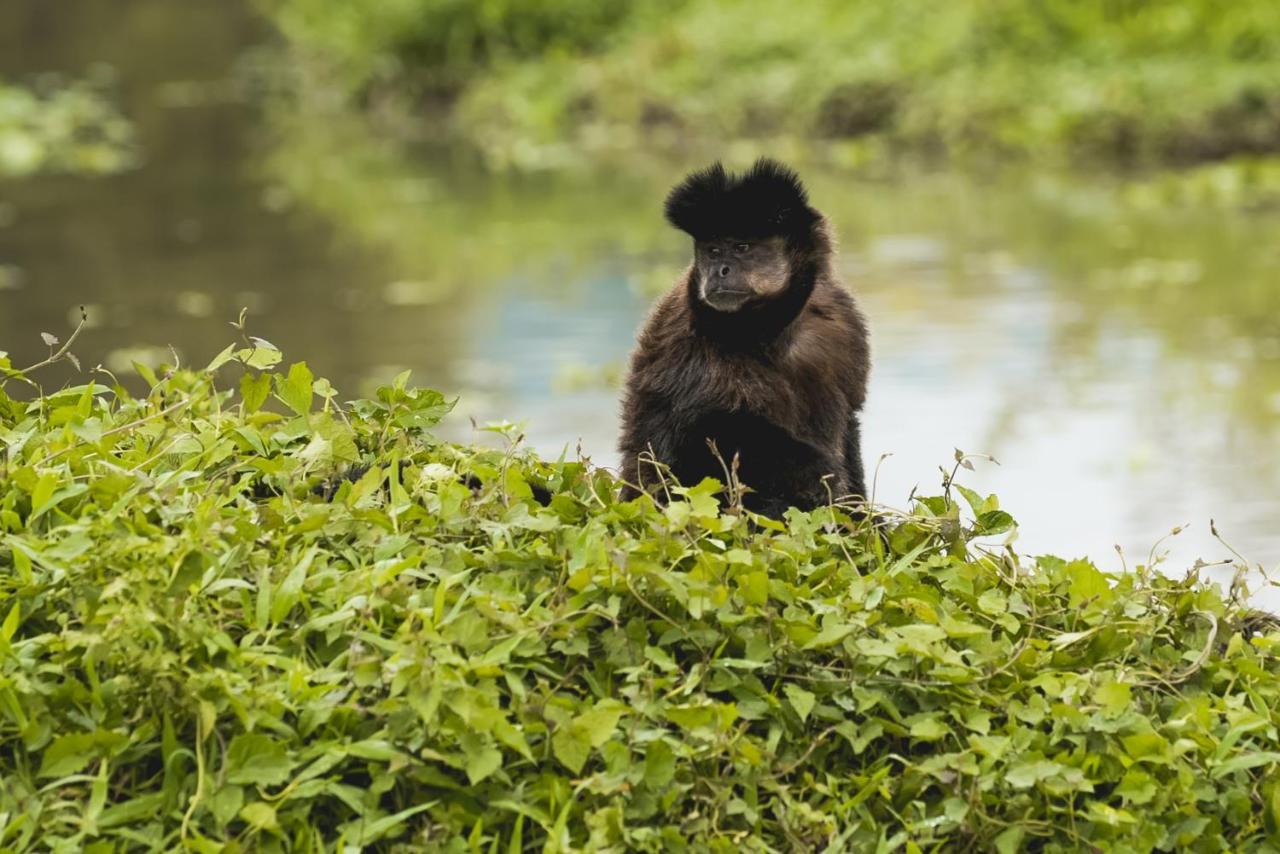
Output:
[664,158,818,243]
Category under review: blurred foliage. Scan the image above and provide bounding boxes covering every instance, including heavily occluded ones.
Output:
[1,330,1280,849]
[0,73,136,178]
[265,0,1280,170]
[265,0,667,100]
[1124,155,1280,210]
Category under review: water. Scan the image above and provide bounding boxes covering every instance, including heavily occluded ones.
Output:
[3,1,1279,606]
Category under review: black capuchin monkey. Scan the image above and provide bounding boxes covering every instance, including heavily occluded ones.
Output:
[618,158,870,517]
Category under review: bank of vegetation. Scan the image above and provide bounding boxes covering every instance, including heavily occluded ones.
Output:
[0,325,1278,850]
[266,0,1280,174]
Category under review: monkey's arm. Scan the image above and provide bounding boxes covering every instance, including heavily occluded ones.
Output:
[618,388,683,501]
[843,414,867,502]
[718,413,844,517]
[750,441,845,517]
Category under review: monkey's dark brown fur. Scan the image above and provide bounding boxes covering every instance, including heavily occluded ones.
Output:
[619,159,870,516]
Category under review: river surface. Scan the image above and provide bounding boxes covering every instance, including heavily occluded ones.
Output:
[3,0,1278,606]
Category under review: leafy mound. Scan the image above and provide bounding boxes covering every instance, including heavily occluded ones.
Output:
[1,337,1279,852]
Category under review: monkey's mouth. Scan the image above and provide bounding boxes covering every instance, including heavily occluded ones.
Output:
[702,288,752,311]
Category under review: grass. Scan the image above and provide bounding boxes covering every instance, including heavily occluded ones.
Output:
[0,318,1279,850]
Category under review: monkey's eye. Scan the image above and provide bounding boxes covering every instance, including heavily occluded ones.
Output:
[708,246,720,256]
[735,243,751,253]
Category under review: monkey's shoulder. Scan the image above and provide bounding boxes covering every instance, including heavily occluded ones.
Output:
[787,282,869,365]
[805,277,867,332]
[627,283,699,374]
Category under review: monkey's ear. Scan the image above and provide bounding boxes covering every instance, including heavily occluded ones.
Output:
[740,158,816,238]
[664,158,818,242]
[664,162,730,238]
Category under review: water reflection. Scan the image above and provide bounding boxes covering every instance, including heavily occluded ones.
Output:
[1,0,1277,606]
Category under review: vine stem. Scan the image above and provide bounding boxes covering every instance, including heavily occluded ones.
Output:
[2,307,89,392]
[21,306,89,375]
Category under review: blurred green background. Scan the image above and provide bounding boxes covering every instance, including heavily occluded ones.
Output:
[1,0,1278,594]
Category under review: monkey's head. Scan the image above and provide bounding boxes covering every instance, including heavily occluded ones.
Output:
[665,158,819,313]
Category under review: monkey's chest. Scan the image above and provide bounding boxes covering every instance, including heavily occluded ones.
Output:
[686,356,834,441]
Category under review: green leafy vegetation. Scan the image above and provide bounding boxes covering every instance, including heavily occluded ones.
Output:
[266,0,659,98]
[265,0,1280,170]
[0,75,136,178]
[1,319,1279,850]
[1124,154,1280,210]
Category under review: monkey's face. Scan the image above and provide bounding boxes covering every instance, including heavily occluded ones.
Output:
[694,237,791,312]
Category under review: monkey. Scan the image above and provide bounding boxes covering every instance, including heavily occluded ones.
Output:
[617,158,870,518]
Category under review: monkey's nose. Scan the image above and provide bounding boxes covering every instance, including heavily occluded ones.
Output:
[718,265,731,277]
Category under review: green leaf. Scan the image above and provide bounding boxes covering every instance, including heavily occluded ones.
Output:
[1066,559,1110,606]
[347,739,400,761]
[1005,758,1064,789]
[276,361,314,416]
[239,800,279,832]
[1212,752,1280,778]
[684,479,722,519]
[298,432,334,466]
[271,546,317,623]
[1266,780,1280,837]
[132,359,159,387]
[955,483,986,517]
[1115,768,1158,805]
[30,470,56,513]
[38,732,98,778]
[465,745,504,785]
[1,602,18,643]
[345,803,437,846]
[803,621,854,650]
[224,734,293,786]
[1122,732,1170,762]
[909,716,949,741]
[941,616,988,638]
[665,704,718,731]
[29,483,89,521]
[209,785,244,826]
[552,725,591,775]
[493,719,533,761]
[977,589,1006,614]
[784,684,815,723]
[240,372,271,413]
[993,826,1024,854]
[238,340,282,369]
[1095,679,1132,714]
[1051,627,1102,649]
[576,702,626,748]
[896,623,948,649]
[205,343,237,373]
[643,741,676,789]
[976,510,1015,535]
[38,730,126,778]
[98,793,165,829]
[739,570,769,606]
[392,388,454,429]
